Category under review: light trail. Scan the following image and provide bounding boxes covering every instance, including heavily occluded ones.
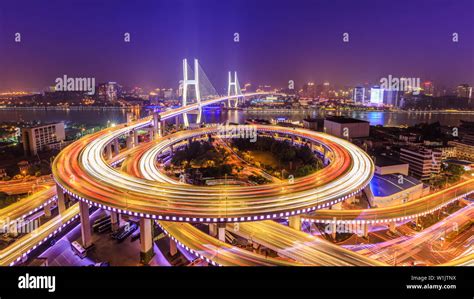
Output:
[351,204,474,266]
[229,221,385,266]
[302,179,474,223]
[0,204,80,266]
[46,88,472,267]
[158,221,302,266]
[122,132,383,266]
[53,93,374,221]
[0,186,57,229]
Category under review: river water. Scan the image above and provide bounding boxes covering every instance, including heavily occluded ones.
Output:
[0,108,472,127]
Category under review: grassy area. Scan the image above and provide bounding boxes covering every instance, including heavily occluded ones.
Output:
[232,136,323,178]
[249,150,279,169]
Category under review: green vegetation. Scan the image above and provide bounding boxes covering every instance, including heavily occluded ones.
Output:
[171,141,232,178]
[416,202,461,230]
[444,164,465,177]
[430,164,465,188]
[232,136,322,178]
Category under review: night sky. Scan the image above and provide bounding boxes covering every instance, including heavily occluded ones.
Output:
[0,0,473,92]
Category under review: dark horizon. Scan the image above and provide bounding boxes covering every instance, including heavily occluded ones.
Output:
[0,0,473,92]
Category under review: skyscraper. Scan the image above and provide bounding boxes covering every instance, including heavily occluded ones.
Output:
[456,84,472,99]
[383,89,399,107]
[370,86,384,105]
[421,81,434,96]
[98,82,121,102]
[353,86,366,104]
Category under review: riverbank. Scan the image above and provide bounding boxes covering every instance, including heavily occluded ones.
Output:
[0,106,133,111]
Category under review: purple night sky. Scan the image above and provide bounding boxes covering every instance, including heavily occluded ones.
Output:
[0,0,473,92]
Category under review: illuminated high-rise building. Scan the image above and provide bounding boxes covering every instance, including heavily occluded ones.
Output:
[421,81,434,96]
[456,84,472,99]
[383,89,399,107]
[353,86,366,104]
[98,82,121,102]
[22,122,66,156]
[370,86,384,105]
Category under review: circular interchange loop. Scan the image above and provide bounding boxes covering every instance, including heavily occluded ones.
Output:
[53,114,374,222]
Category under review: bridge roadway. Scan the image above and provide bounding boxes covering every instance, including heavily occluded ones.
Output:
[0,203,79,266]
[121,135,384,266]
[302,179,474,224]
[158,221,302,266]
[123,143,304,266]
[0,139,471,265]
[351,203,474,266]
[53,93,374,221]
[0,150,129,266]
[1,92,470,266]
[0,176,54,195]
[122,126,472,266]
[0,186,57,228]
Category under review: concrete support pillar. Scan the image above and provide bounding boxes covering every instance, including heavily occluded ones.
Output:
[209,223,217,237]
[288,215,301,231]
[113,139,120,156]
[149,128,154,141]
[133,130,139,146]
[44,202,52,218]
[170,144,174,153]
[156,121,162,138]
[363,223,369,238]
[79,200,93,249]
[169,238,178,256]
[126,112,134,123]
[363,185,375,207]
[196,109,202,125]
[126,133,133,149]
[217,223,226,242]
[160,120,166,137]
[153,113,161,138]
[139,218,155,264]
[389,222,396,233]
[105,143,113,160]
[56,185,66,213]
[110,211,120,232]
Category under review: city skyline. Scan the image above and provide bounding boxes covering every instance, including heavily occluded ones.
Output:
[1,0,473,92]
[0,1,473,291]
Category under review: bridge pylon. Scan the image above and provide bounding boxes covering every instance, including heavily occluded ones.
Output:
[227,71,242,108]
[182,58,202,127]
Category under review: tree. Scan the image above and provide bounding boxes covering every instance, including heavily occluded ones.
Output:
[444,164,464,177]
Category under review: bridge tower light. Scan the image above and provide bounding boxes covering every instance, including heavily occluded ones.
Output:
[182,58,202,127]
[227,71,242,108]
